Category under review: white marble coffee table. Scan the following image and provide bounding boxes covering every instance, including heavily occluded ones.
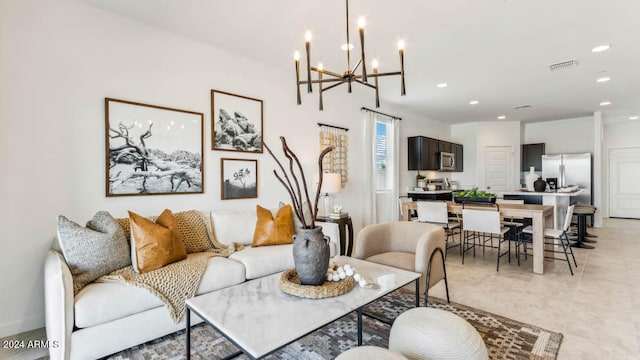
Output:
[185,256,421,360]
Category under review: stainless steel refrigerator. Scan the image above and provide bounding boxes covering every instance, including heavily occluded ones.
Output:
[542,153,592,205]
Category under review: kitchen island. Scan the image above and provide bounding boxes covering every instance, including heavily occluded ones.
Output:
[407,190,453,201]
[502,189,583,229]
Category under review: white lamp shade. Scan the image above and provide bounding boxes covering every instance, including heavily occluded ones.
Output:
[320,173,342,194]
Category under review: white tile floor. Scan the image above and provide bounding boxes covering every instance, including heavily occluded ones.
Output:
[2,218,638,359]
[427,217,640,359]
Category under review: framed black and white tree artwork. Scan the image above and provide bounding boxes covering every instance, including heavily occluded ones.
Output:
[105,98,204,196]
[221,158,258,200]
[211,89,263,153]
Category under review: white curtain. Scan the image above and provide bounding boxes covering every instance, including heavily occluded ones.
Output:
[361,110,400,227]
[391,118,400,221]
[362,111,377,226]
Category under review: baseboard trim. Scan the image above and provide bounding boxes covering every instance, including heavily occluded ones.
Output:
[0,313,45,339]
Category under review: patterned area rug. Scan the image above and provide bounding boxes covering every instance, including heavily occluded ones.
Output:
[104,289,562,360]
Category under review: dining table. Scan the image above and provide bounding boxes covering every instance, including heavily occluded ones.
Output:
[401,201,555,275]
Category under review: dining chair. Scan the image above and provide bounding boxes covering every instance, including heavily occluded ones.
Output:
[398,196,418,221]
[521,205,577,275]
[461,203,510,271]
[416,201,461,255]
[496,198,525,261]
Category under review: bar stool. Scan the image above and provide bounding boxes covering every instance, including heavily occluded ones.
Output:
[572,206,595,249]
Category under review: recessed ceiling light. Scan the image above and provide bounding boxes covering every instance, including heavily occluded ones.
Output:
[596,77,611,83]
[497,115,506,120]
[592,44,610,53]
[600,101,611,106]
[436,83,448,88]
[469,100,479,105]
[630,115,639,120]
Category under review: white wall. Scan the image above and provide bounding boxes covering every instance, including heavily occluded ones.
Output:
[524,116,594,154]
[451,122,521,191]
[451,123,478,188]
[0,0,379,337]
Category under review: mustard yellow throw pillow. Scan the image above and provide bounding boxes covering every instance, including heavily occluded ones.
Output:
[252,205,294,247]
[129,209,188,273]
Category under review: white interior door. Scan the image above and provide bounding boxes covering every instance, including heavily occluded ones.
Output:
[609,148,640,219]
[485,146,513,191]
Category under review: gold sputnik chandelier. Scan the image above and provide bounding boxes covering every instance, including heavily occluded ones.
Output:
[294,0,406,110]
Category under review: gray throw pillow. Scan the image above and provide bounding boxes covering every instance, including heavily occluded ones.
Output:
[57,211,131,294]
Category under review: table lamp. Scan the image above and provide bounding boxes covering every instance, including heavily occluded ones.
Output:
[320,173,342,217]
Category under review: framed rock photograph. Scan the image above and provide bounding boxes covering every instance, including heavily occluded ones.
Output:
[221,158,258,200]
[105,98,204,196]
[211,89,263,153]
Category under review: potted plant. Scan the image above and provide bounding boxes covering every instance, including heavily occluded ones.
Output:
[264,137,333,285]
[416,172,426,188]
[453,187,497,203]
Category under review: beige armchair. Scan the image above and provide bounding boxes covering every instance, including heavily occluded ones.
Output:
[354,221,449,306]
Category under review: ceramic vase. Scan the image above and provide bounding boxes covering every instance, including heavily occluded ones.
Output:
[525,166,538,191]
[292,227,330,286]
[534,177,547,192]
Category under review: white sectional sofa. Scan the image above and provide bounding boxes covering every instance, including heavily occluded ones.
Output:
[44,209,340,360]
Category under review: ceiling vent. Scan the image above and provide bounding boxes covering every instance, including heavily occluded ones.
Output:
[514,105,532,110]
[549,60,579,71]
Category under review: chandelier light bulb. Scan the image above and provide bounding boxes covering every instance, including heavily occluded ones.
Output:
[305,31,312,43]
[294,51,300,61]
[372,59,379,69]
[397,39,405,50]
[358,17,366,29]
[318,62,323,71]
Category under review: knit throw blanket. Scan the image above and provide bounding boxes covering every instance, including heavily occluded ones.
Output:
[97,213,244,323]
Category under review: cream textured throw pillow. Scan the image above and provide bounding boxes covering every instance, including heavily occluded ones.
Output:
[173,210,215,253]
[57,211,131,294]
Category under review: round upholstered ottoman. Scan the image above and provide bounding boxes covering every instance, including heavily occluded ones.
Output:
[389,307,488,360]
[336,346,408,360]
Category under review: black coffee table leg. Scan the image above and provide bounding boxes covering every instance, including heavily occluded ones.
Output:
[186,308,191,360]
[357,308,363,346]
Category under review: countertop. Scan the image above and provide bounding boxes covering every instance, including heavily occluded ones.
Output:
[502,189,583,197]
[408,189,453,194]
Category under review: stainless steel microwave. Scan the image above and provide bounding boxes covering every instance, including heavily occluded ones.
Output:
[439,152,455,171]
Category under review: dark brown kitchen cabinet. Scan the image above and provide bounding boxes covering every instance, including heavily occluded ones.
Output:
[408,136,462,171]
[438,141,452,154]
[452,143,464,171]
[408,136,427,170]
[425,138,439,170]
[521,143,545,171]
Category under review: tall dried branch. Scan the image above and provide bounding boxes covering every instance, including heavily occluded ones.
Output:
[264,142,304,225]
[265,137,334,229]
[279,137,307,225]
[312,147,335,226]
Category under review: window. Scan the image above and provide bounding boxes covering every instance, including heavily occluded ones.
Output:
[375,120,392,191]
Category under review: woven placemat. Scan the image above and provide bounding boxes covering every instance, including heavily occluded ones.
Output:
[279,268,355,299]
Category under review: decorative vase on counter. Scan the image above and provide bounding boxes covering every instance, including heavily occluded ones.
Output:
[525,166,538,191]
[534,177,547,192]
[292,227,330,285]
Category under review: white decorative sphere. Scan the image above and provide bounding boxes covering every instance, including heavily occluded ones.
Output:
[332,273,341,282]
[345,268,354,276]
[339,272,347,280]
[358,279,367,287]
[353,273,362,282]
